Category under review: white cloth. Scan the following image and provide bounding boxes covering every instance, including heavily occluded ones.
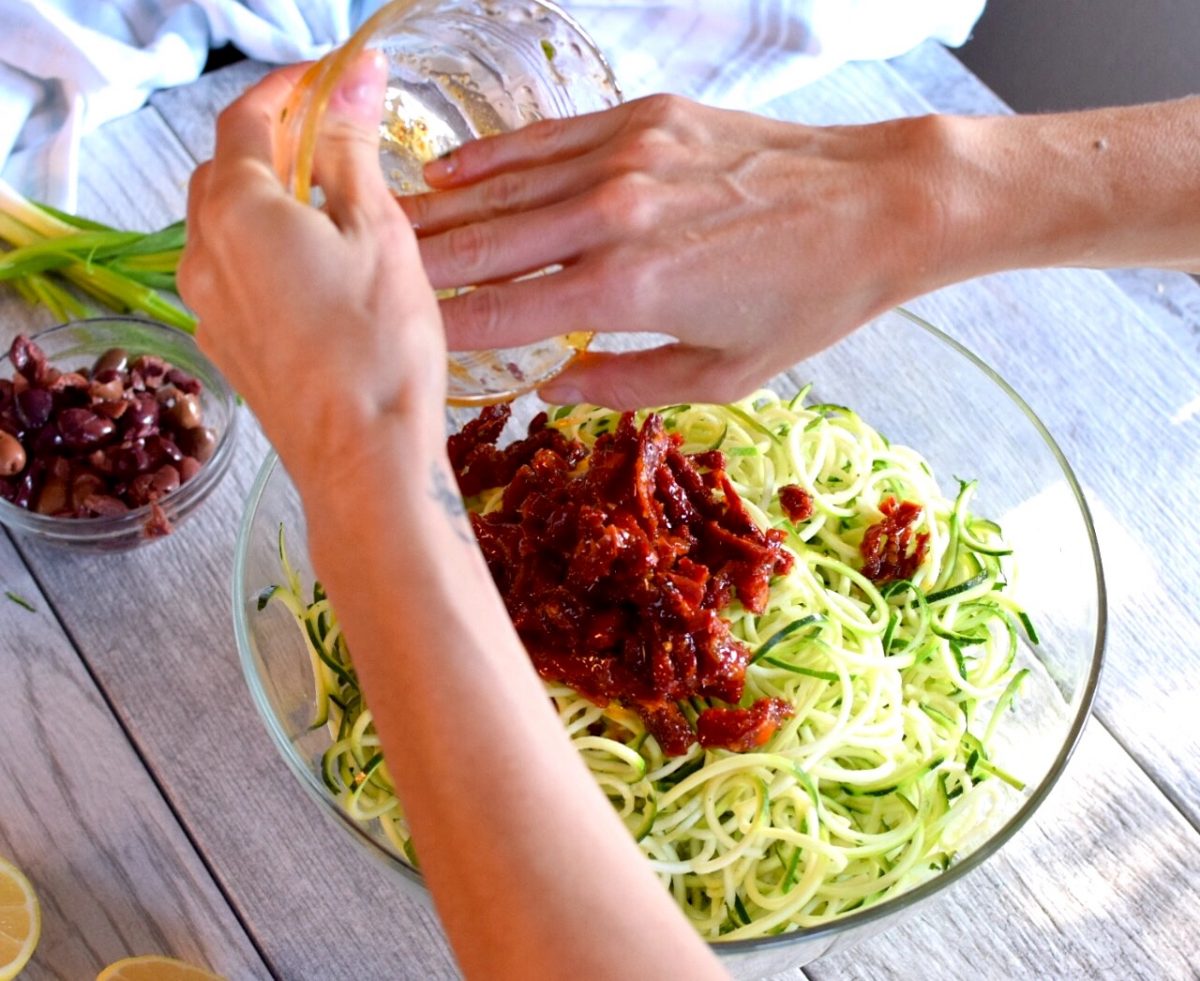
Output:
[0,0,984,209]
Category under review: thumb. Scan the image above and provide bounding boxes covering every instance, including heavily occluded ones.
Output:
[314,49,392,228]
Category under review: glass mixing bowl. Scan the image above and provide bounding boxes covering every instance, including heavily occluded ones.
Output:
[278,0,621,405]
[233,307,1104,975]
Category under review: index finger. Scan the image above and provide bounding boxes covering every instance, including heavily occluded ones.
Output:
[212,62,314,177]
[423,99,633,188]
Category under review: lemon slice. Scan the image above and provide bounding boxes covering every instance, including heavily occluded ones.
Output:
[0,855,40,981]
[96,955,227,981]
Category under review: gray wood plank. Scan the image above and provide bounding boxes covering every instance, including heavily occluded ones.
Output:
[0,537,269,980]
[0,104,462,980]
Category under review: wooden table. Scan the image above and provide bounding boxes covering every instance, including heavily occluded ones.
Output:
[3,39,1199,981]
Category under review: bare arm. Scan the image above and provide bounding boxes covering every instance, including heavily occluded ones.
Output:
[403,95,1200,409]
[179,58,726,981]
[934,99,1200,277]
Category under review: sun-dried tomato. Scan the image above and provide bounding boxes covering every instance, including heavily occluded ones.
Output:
[453,407,794,755]
[696,697,794,752]
[779,484,813,523]
[860,495,929,583]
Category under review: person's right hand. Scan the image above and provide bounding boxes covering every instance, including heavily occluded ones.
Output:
[401,95,952,409]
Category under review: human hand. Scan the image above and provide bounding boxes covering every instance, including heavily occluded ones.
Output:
[179,54,445,500]
[402,94,951,408]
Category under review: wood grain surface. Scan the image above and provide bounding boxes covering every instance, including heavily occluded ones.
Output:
[0,537,268,979]
[2,38,1198,981]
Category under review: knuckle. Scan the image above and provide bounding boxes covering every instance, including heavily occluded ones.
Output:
[524,115,569,151]
[443,221,494,280]
[627,93,689,132]
[479,171,526,216]
[457,285,507,342]
[588,173,658,235]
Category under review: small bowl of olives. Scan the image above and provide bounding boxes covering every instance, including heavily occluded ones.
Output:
[0,316,238,549]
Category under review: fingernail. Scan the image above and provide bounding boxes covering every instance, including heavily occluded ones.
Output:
[539,379,582,406]
[424,152,457,181]
[329,50,387,122]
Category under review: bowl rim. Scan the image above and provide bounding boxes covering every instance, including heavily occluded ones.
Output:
[0,316,239,543]
[232,304,1107,950]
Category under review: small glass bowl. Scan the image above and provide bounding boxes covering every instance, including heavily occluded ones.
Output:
[0,317,238,550]
[233,307,1105,974]
[277,0,621,405]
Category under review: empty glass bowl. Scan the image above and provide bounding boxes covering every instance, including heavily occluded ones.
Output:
[0,317,238,549]
[233,307,1104,974]
[278,0,621,405]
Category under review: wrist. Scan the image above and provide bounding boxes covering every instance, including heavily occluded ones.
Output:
[276,393,448,513]
[925,108,1193,279]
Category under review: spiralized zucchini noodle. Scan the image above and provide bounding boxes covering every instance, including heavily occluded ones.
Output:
[262,386,1034,940]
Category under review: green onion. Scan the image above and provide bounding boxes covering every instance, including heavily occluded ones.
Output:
[5,591,36,612]
[0,178,196,332]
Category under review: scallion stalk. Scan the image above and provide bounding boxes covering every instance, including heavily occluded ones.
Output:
[0,177,196,333]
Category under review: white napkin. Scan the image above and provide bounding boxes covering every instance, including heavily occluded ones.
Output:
[0,0,984,209]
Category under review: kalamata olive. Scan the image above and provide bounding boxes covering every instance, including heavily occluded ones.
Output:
[30,423,62,458]
[70,470,105,510]
[144,502,172,537]
[149,464,180,500]
[15,387,53,429]
[34,460,70,515]
[89,372,125,402]
[127,472,155,507]
[131,462,180,503]
[92,347,129,376]
[9,335,41,381]
[179,425,217,463]
[130,354,167,391]
[87,448,113,475]
[0,378,12,411]
[111,443,151,477]
[145,433,184,466]
[13,462,42,509]
[159,388,201,430]
[94,399,130,420]
[0,477,15,502]
[57,408,117,450]
[166,368,201,395]
[0,430,25,476]
[49,371,88,393]
[81,493,128,517]
[179,456,202,483]
[126,393,160,431]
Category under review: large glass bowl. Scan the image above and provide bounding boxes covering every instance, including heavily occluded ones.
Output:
[233,307,1105,975]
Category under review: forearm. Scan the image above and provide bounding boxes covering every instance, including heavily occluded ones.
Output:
[932,98,1200,282]
[303,426,726,981]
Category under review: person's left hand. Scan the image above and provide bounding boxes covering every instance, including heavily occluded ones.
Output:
[179,54,446,503]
